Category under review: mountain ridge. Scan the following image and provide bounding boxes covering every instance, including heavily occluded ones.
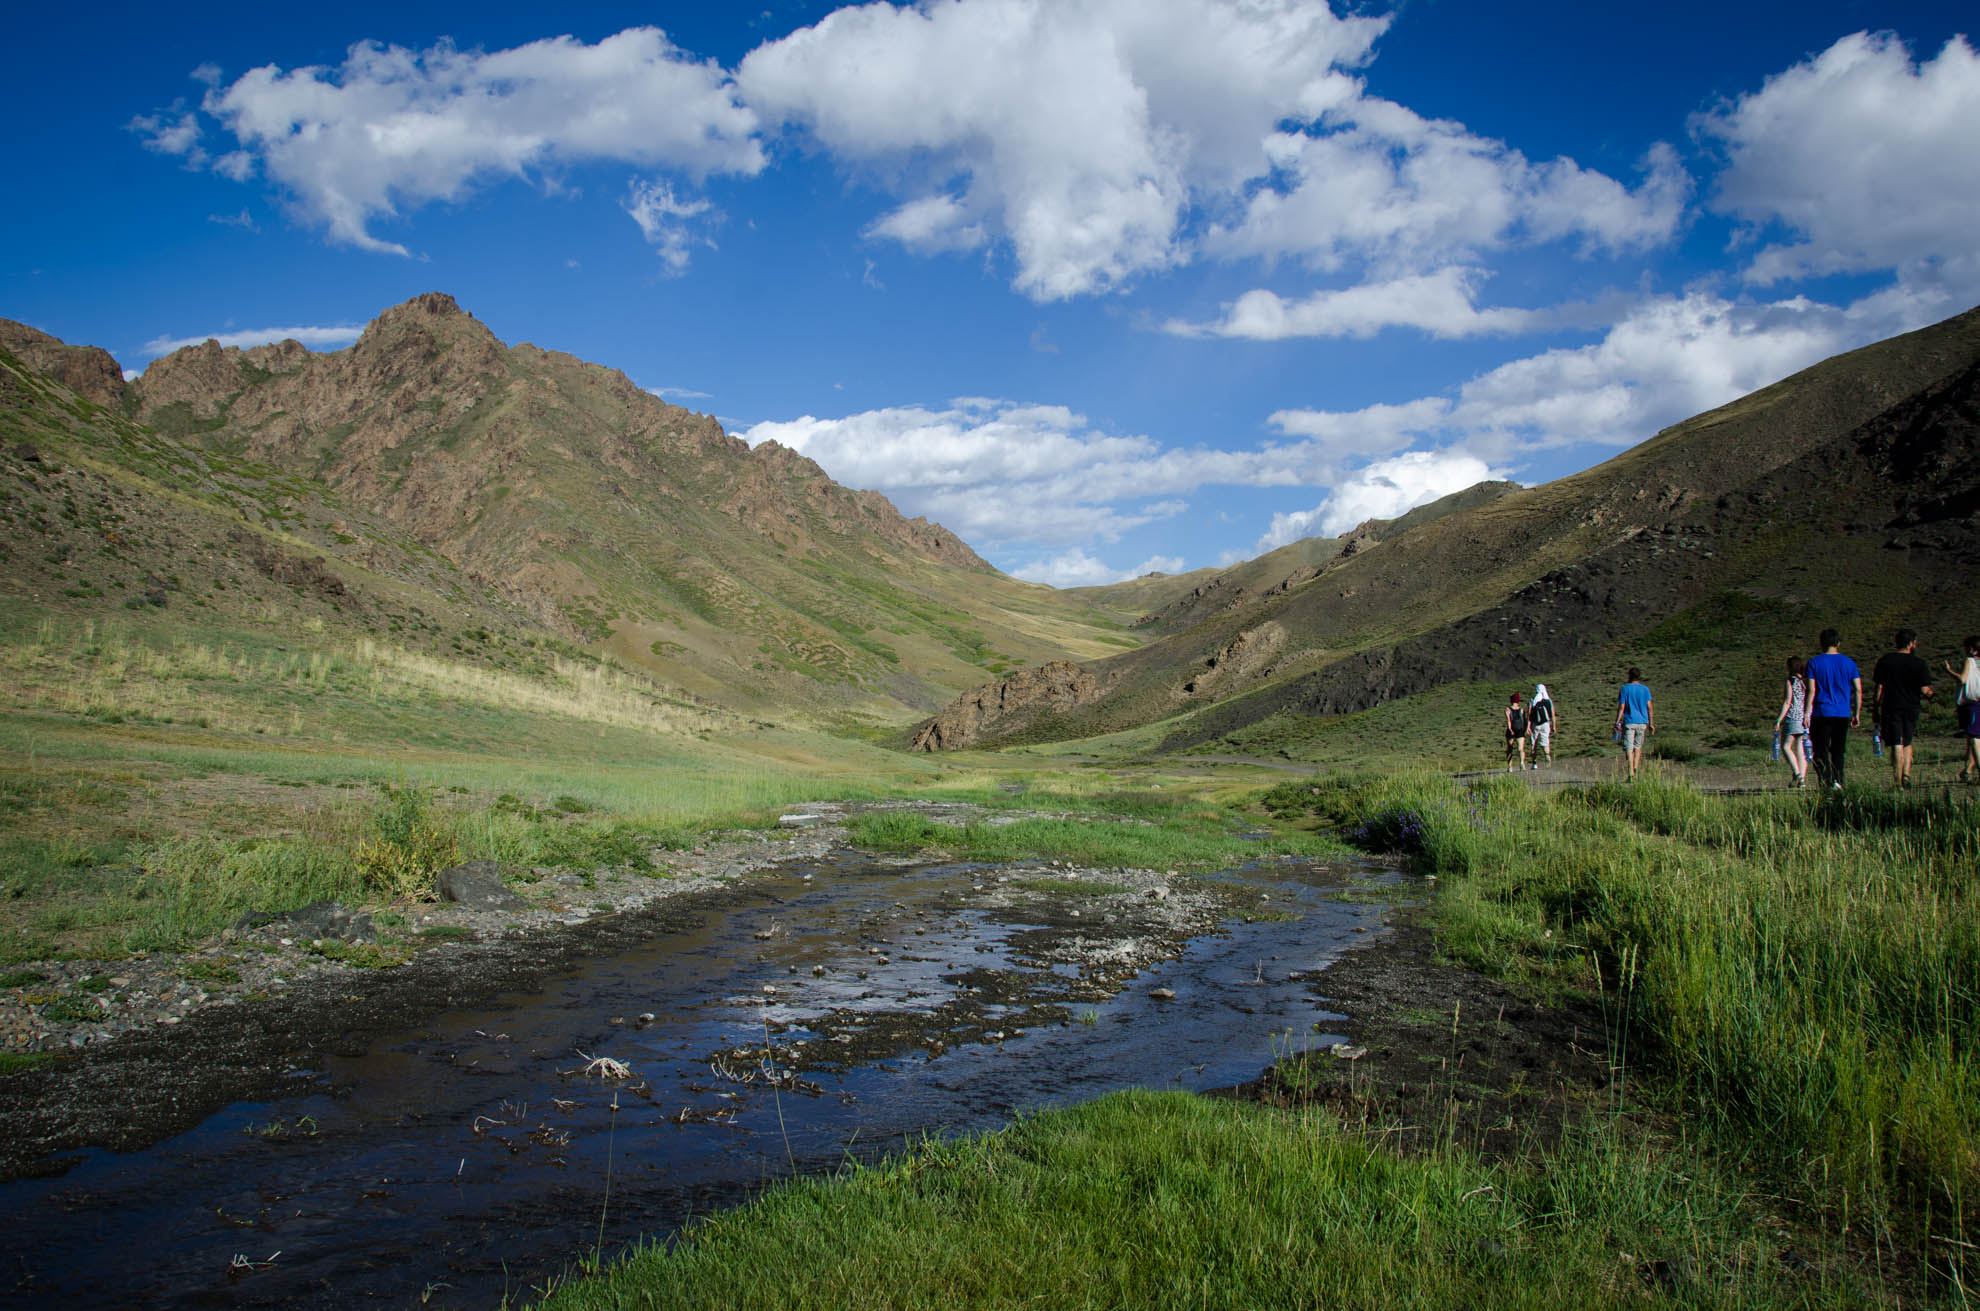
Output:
[2,293,1140,727]
[908,303,1980,751]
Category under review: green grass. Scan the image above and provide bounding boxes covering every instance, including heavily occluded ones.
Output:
[1273,769,1978,1279]
[533,1090,1847,1310]
[0,1051,69,1076]
[844,801,1345,870]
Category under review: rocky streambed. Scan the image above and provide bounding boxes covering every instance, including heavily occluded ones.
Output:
[0,803,1400,1309]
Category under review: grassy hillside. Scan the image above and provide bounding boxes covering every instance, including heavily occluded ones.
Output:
[918,304,1980,755]
[48,294,1137,728]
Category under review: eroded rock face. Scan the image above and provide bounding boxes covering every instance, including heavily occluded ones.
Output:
[910,660,1100,751]
[1181,622,1287,696]
[0,320,127,409]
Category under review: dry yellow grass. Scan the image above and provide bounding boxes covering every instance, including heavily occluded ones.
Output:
[1,620,730,740]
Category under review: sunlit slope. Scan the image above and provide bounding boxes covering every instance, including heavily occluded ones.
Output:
[79,293,1139,725]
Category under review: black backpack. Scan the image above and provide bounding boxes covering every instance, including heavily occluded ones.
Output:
[1509,708,1527,735]
[1531,699,1551,727]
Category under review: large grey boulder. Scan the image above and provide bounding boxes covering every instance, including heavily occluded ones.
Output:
[435,861,525,910]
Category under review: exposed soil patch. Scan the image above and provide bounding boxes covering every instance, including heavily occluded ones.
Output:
[1220,904,1612,1161]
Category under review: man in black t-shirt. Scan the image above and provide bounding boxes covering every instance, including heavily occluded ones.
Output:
[1872,628,1934,789]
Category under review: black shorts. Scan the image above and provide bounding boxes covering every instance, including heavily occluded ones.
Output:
[1880,707,1919,747]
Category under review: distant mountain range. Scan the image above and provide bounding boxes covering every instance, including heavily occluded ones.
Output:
[7,294,1977,757]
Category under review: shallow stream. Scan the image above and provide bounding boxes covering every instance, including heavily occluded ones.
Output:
[0,849,1394,1308]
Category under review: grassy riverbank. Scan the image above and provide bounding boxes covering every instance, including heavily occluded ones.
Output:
[1293,770,1977,1286]
[531,772,1974,1308]
[537,1091,1823,1310]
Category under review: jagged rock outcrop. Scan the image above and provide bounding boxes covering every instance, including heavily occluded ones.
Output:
[910,660,1100,751]
[1262,565,1321,598]
[1181,622,1287,696]
[0,320,127,408]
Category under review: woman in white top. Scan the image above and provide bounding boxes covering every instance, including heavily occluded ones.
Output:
[1945,634,1980,782]
[1528,683,1556,767]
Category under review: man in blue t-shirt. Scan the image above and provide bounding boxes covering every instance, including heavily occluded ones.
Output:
[1614,666,1654,781]
[1806,627,1863,789]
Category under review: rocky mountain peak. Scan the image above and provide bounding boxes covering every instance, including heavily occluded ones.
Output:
[385,291,466,321]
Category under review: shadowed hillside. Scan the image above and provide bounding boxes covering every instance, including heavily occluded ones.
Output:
[912,304,1980,753]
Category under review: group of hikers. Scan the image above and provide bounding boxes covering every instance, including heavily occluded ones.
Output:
[1500,684,1559,771]
[1773,628,1980,789]
[1497,627,1980,788]
[1503,667,1657,781]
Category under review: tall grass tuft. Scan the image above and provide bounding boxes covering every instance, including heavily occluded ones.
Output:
[353,783,461,901]
[1303,772,1979,1274]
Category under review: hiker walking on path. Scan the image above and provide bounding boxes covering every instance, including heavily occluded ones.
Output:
[1504,692,1529,772]
[1528,683,1557,767]
[1872,628,1933,790]
[1948,635,1980,783]
[1776,655,1811,789]
[1614,668,1654,781]
[1807,628,1862,790]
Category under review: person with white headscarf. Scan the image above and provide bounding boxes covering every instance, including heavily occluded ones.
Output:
[1527,683,1557,767]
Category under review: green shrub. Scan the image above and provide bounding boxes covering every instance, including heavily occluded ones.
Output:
[353,783,460,901]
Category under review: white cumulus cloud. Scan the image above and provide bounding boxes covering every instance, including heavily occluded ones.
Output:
[147,30,762,256]
[738,0,1685,301]
[1166,268,1540,340]
[1007,549,1187,588]
[1255,449,1499,550]
[1697,32,1980,293]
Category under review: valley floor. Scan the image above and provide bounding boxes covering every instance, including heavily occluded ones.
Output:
[4,750,1973,1308]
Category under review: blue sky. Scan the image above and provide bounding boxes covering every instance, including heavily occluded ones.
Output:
[5,1,1977,585]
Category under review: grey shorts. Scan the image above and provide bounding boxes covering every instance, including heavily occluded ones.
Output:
[1530,722,1551,750]
[1783,712,1804,736]
[1622,723,1647,751]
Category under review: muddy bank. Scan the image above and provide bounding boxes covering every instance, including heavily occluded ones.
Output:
[1219,905,1611,1157]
